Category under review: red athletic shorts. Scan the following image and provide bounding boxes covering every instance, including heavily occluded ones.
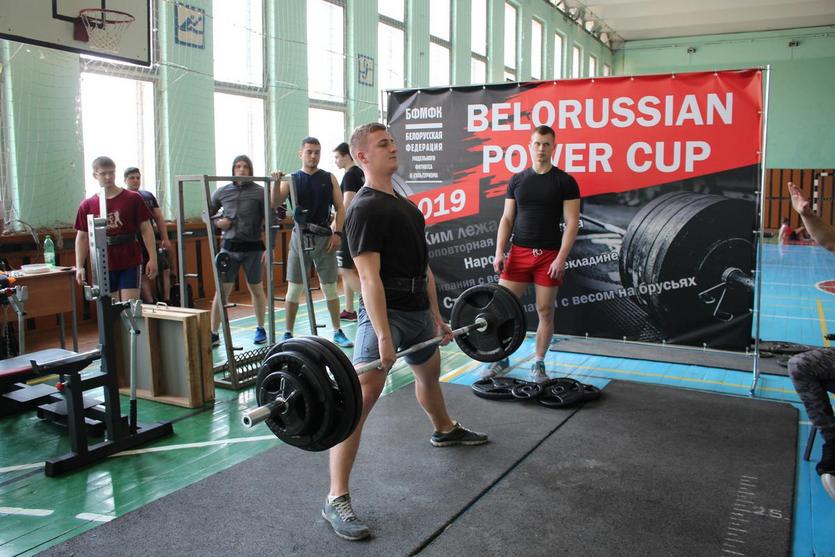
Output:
[500,244,563,287]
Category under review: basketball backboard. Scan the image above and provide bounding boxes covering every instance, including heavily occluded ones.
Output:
[0,1,151,66]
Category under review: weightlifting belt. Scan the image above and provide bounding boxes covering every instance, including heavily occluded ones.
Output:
[221,239,266,252]
[298,222,333,236]
[382,276,428,293]
[106,233,138,246]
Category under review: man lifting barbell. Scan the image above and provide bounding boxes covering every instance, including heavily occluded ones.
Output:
[325,122,488,541]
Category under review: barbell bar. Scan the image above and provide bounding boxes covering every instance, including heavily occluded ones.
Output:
[241,317,488,428]
[239,284,527,451]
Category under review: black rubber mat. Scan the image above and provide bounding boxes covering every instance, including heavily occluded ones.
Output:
[40,383,577,556]
[550,336,789,376]
[41,382,796,556]
[422,381,797,557]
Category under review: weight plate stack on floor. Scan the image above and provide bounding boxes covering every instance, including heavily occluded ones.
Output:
[471,376,602,409]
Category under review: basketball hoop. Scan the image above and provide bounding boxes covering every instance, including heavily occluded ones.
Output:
[74,8,135,54]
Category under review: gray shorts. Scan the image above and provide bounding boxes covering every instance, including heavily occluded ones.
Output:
[336,234,353,269]
[286,233,338,284]
[353,305,437,372]
[219,249,263,284]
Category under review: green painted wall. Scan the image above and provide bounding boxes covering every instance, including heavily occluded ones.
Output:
[157,0,215,219]
[0,42,85,228]
[614,26,835,169]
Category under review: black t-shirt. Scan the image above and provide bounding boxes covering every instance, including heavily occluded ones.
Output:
[292,169,333,226]
[341,165,364,194]
[346,187,429,312]
[506,166,580,249]
[136,190,160,239]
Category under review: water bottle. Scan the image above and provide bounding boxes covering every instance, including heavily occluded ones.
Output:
[44,234,56,267]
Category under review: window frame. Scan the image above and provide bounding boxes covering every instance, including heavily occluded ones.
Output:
[530,17,544,80]
[306,0,347,104]
[212,0,267,89]
[470,0,489,83]
[429,0,452,87]
[78,4,162,198]
[553,31,565,79]
[503,1,518,82]
[378,4,408,117]
[571,43,582,79]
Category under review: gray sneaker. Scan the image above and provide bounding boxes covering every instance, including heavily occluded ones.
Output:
[322,493,370,541]
[430,422,488,447]
[479,357,509,379]
[530,361,548,383]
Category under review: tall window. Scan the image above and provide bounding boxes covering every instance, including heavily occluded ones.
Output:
[588,54,597,77]
[80,73,156,197]
[307,0,345,102]
[429,0,451,87]
[470,0,488,84]
[308,108,346,173]
[603,63,611,76]
[379,0,404,21]
[503,2,517,81]
[378,2,406,112]
[571,44,582,78]
[213,93,265,178]
[213,0,264,87]
[553,33,564,78]
[530,19,543,80]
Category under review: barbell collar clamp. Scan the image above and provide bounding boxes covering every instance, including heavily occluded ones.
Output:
[242,396,287,428]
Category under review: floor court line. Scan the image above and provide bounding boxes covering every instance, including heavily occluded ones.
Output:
[816,299,831,347]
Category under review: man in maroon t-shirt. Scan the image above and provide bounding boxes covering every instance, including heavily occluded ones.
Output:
[74,156,157,301]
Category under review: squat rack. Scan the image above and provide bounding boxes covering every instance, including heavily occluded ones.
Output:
[174,174,320,390]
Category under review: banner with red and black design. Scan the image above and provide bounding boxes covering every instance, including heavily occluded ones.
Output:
[387,69,763,350]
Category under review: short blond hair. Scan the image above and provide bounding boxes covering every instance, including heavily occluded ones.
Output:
[349,122,387,162]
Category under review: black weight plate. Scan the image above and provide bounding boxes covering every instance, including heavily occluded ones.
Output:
[537,378,584,408]
[627,193,705,301]
[620,192,756,335]
[758,341,811,355]
[259,339,337,450]
[451,284,526,363]
[694,238,754,320]
[258,369,315,436]
[298,335,363,450]
[215,251,233,274]
[645,195,755,332]
[620,192,692,290]
[580,383,602,401]
[256,350,329,449]
[511,382,544,400]
[472,377,532,401]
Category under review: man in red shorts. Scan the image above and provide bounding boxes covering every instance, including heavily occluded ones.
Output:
[486,125,581,382]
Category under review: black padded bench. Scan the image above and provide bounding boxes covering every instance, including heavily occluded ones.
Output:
[0,348,78,416]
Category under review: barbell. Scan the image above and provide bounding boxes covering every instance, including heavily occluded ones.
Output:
[241,283,526,451]
[585,191,756,336]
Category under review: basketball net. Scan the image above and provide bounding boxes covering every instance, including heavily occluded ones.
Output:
[78,9,135,54]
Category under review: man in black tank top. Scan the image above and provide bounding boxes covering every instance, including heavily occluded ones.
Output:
[274,137,352,348]
[488,125,581,383]
[320,123,488,541]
